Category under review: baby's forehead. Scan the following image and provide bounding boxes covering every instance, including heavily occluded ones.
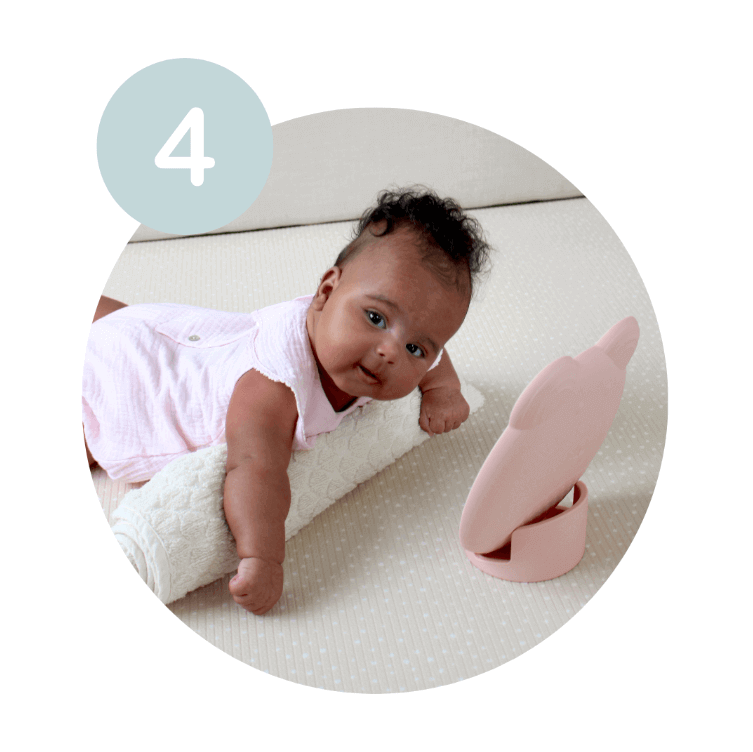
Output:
[352,230,468,284]
[346,252,470,326]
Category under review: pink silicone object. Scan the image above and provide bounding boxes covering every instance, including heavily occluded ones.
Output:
[459,317,639,581]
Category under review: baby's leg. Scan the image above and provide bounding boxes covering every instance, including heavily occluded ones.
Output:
[85,296,128,468]
[93,295,128,322]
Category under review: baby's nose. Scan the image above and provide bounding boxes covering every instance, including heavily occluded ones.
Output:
[376,336,400,363]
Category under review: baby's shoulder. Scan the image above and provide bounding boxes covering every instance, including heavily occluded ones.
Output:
[227,368,299,444]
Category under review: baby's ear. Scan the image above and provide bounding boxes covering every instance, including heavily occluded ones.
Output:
[312,266,342,310]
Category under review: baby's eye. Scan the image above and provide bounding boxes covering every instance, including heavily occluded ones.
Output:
[367,310,386,328]
[406,343,424,358]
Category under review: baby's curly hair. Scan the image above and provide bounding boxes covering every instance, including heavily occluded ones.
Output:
[335,187,492,298]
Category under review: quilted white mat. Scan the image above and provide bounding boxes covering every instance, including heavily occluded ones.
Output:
[91,197,667,692]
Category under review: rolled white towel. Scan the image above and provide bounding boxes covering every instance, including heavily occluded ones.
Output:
[111,382,484,604]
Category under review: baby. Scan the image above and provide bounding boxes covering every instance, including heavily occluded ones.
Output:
[84,189,490,614]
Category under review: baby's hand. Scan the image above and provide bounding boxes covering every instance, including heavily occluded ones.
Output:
[419,386,470,436]
[229,557,284,615]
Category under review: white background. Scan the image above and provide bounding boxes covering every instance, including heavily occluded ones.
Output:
[3,2,750,749]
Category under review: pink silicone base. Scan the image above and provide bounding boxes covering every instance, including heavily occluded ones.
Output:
[464,481,589,582]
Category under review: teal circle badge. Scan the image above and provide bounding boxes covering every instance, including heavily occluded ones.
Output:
[97,59,273,235]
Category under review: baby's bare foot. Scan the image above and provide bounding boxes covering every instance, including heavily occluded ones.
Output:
[229,557,283,615]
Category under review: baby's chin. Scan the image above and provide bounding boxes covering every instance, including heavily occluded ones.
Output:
[371,390,417,402]
[334,365,420,403]
[363,382,419,402]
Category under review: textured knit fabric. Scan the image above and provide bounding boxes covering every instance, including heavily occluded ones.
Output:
[110,382,485,605]
[82,295,371,482]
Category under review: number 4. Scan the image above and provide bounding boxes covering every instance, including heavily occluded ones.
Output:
[154,107,215,186]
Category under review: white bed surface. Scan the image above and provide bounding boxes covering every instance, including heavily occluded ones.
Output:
[92,197,666,692]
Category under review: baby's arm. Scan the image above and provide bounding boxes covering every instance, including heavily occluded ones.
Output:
[224,370,298,615]
[417,349,470,436]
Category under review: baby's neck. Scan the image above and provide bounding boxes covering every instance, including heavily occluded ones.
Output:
[316,363,357,412]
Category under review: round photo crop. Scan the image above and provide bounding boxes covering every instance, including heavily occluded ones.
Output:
[88,105,667,693]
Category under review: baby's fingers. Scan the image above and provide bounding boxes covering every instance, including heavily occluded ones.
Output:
[229,575,264,612]
[428,415,449,435]
[233,593,269,615]
[419,410,435,436]
[229,583,276,615]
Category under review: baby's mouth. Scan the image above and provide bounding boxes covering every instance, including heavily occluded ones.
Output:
[357,364,380,384]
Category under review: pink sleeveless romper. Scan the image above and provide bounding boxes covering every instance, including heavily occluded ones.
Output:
[82,295,371,483]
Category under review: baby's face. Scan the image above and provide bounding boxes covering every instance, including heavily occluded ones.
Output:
[307,228,469,405]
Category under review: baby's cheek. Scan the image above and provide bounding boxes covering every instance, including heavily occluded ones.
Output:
[416,363,430,386]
